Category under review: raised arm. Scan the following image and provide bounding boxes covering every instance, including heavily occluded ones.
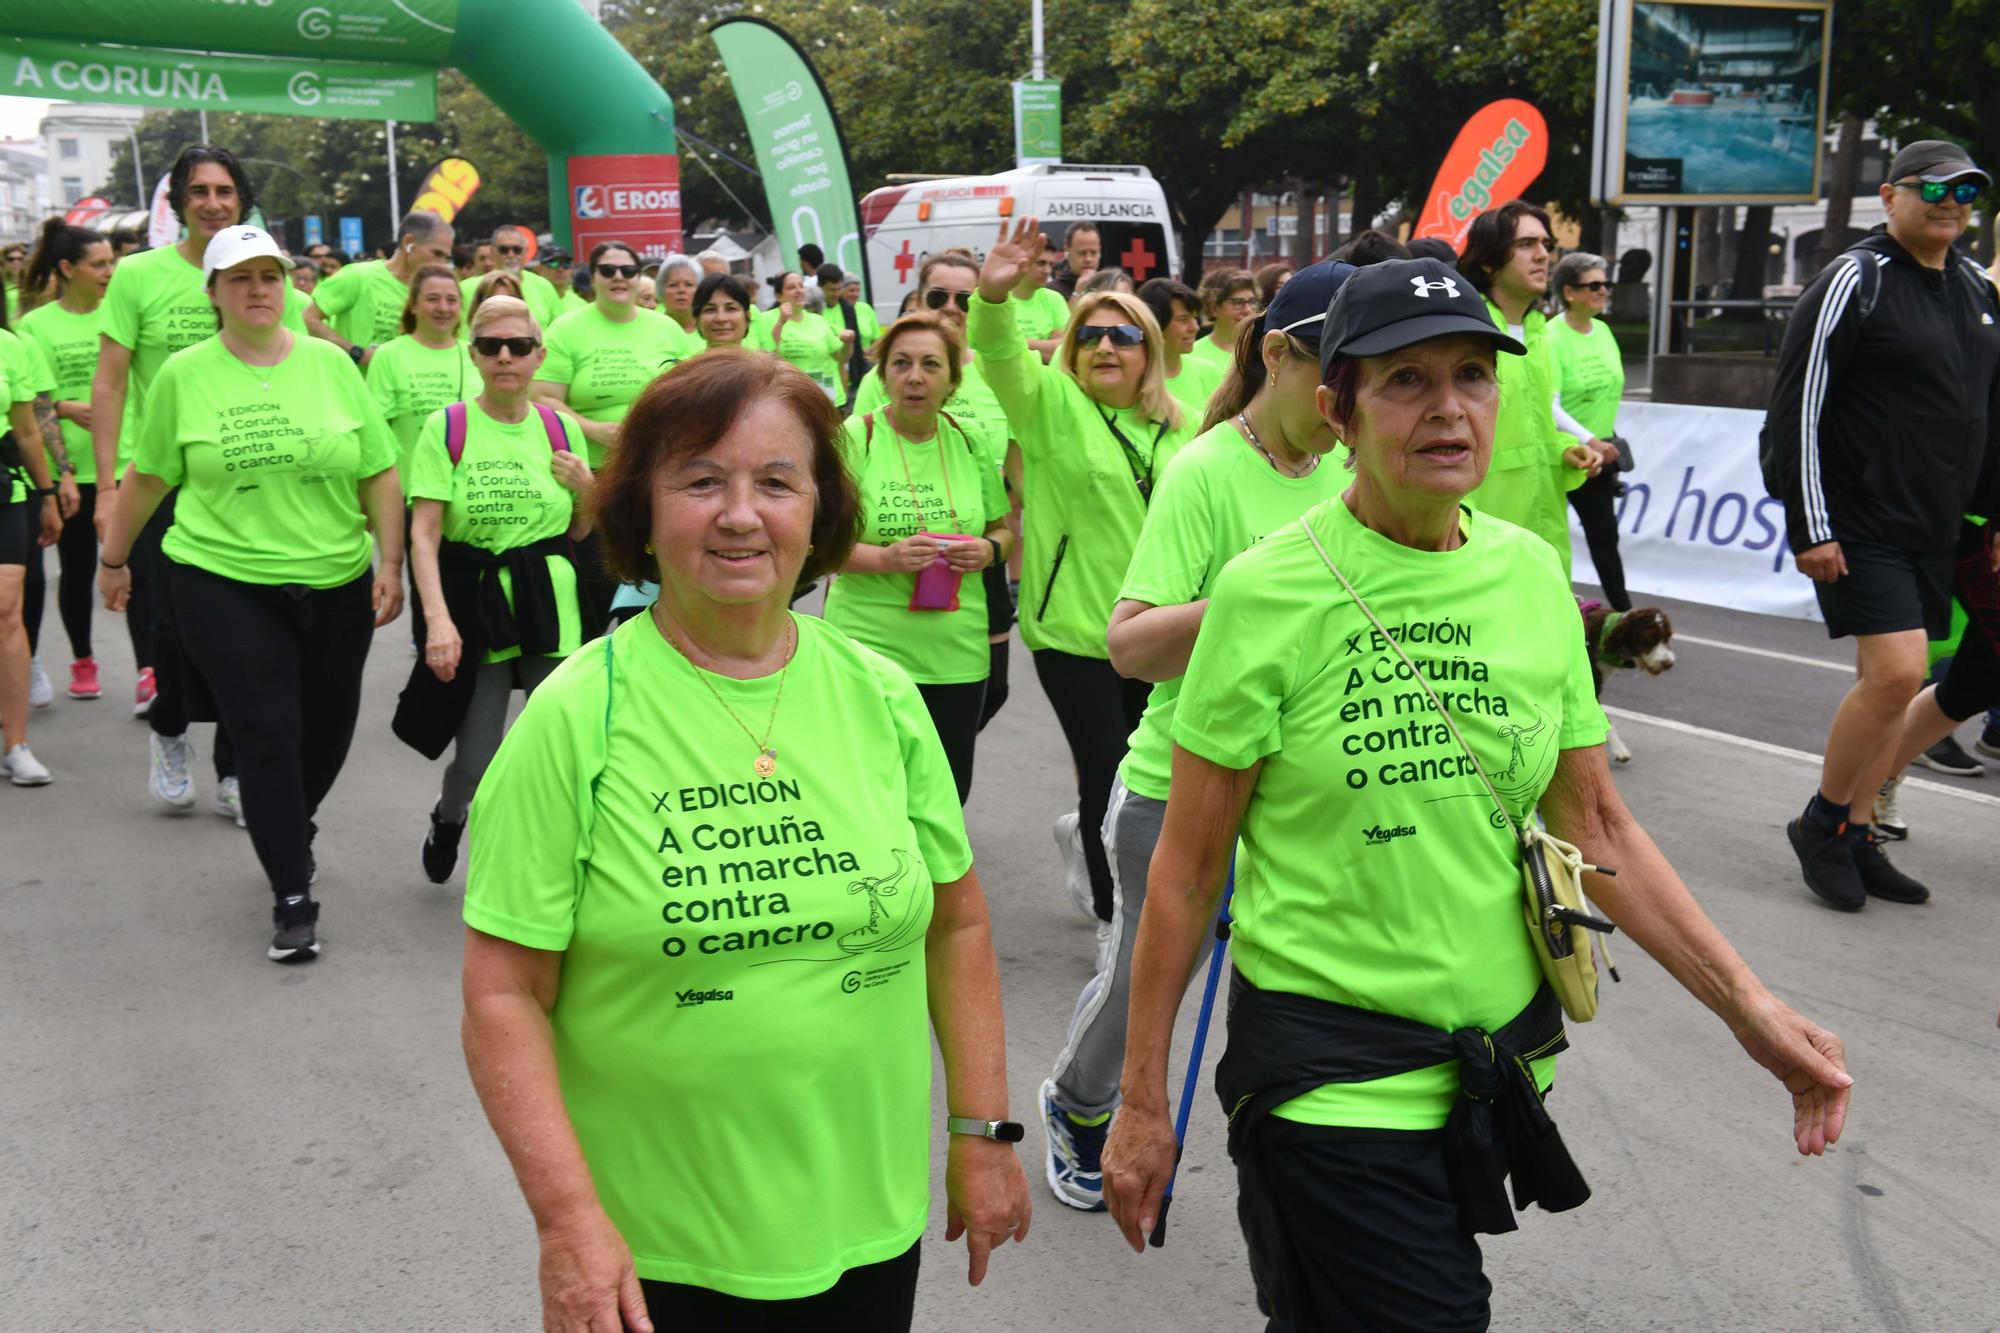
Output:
[969,218,1056,444]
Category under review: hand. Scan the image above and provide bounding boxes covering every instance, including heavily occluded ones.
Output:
[980,217,1046,305]
[942,535,994,573]
[37,495,60,545]
[838,327,856,346]
[99,562,132,612]
[943,1137,1030,1287]
[551,450,593,496]
[884,534,945,572]
[372,565,405,628]
[1590,438,1621,467]
[536,1208,654,1333]
[57,475,82,520]
[426,617,463,683]
[1101,1100,1180,1254]
[1795,541,1848,583]
[359,345,377,369]
[1562,443,1602,478]
[778,300,799,321]
[1728,991,1852,1157]
[58,400,93,430]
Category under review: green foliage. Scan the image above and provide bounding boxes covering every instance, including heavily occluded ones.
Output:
[1830,0,2000,179]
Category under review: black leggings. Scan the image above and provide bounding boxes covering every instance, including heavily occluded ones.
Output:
[916,679,987,804]
[140,498,236,777]
[640,1241,918,1331]
[168,563,374,915]
[1032,648,1150,921]
[1567,469,1629,610]
[1936,602,1999,721]
[24,481,98,659]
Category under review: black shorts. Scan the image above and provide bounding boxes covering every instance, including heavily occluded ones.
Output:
[1812,539,1953,640]
[0,493,28,568]
[639,1240,918,1331]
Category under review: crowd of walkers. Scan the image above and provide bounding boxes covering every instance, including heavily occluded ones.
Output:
[21,133,2000,1331]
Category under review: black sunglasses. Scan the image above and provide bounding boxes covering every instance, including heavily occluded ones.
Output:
[1569,280,1612,293]
[923,288,972,312]
[1897,179,1982,205]
[494,244,526,255]
[1075,323,1145,347]
[596,262,641,278]
[472,335,541,357]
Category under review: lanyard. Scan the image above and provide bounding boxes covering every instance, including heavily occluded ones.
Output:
[1097,407,1166,505]
[889,417,963,534]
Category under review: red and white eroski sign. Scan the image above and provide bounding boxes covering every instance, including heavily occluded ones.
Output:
[567,154,684,261]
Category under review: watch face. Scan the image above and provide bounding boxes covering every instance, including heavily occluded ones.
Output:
[994,1121,1025,1143]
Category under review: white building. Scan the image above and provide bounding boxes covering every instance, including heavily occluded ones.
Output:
[41,102,145,212]
[0,139,48,244]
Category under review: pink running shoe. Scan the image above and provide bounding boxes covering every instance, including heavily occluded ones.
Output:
[69,657,102,700]
[133,666,158,717]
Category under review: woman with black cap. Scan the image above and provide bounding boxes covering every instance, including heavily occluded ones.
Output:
[1033,261,1356,1215]
[1103,257,1853,1329]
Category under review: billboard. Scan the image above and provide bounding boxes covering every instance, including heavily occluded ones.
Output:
[1592,0,1833,206]
[567,154,684,262]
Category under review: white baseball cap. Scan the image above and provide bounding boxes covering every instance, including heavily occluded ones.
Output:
[202,226,296,280]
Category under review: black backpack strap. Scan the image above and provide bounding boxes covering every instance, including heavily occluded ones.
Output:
[1838,247,1884,324]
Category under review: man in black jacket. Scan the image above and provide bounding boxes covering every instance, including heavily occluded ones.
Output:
[1765,140,2000,911]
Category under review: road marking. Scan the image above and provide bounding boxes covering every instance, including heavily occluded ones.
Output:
[1673,633,1852,674]
[1603,706,2000,809]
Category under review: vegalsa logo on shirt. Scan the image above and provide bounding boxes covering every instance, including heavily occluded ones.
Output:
[1363,823,1417,846]
[675,988,735,1007]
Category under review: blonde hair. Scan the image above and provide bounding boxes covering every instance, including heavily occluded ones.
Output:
[468,269,523,324]
[468,294,541,338]
[1056,291,1182,430]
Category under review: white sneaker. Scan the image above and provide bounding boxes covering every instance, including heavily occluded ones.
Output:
[1874,776,1908,841]
[1053,811,1097,921]
[28,659,53,709]
[213,775,246,828]
[149,732,196,809]
[4,743,51,786]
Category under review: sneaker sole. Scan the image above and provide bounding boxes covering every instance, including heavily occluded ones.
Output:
[268,942,322,962]
[1786,819,1865,912]
[1873,823,1908,842]
[133,701,154,718]
[1977,738,2000,760]
[68,690,102,700]
[1040,1078,1108,1212]
[8,772,53,787]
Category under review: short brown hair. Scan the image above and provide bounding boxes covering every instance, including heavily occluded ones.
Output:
[399,264,461,335]
[870,310,964,390]
[1457,200,1553,293]
[1197,266,1255,315]
[592,349,860,591]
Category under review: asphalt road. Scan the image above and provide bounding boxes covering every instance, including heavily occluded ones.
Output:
[4,559,1997,1331]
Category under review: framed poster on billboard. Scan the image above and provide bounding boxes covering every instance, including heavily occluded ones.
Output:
[1591,0,1833,206]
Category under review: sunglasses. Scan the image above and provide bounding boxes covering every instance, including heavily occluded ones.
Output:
[596,263,641,278]
[1075,323,1145,347]
[1897,179,1982,205]
[1570,280,1612,293]
[1223,295,1259,310]
[472,335,541,357]
[923,288,972,312]
[495,244,526,255]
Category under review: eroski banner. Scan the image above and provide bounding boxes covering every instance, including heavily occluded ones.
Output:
[1569,402,1818,621]
[709,17,865,290]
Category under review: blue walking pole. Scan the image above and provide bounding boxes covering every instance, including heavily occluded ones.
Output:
[1149,864,1234,1248]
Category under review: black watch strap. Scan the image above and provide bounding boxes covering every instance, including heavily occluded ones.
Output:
[347,343,367,363]
[946,1116,1024,1143]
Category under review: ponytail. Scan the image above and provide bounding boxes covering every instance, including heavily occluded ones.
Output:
[25,218,104,303]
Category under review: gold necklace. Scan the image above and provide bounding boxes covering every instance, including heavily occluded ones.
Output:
[1238,411,1320,477]
[657,606,796,777]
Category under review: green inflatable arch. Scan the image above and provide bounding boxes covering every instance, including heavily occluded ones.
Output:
[5,0,682,255]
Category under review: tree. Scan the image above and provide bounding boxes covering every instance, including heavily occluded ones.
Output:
[1831,1,2000,188]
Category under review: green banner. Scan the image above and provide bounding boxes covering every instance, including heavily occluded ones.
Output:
[1,37,437,121]
[709,18,865,294]
[3,0,460,64]
[1013,79,1061,166]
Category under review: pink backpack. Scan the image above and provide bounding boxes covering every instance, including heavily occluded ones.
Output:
[443,401,571,465]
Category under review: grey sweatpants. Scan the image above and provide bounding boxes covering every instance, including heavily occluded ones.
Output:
[1049,775,1221,1119]
[438,654,561,821]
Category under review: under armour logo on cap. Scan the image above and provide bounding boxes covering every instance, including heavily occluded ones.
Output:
[1410,275,1461,299]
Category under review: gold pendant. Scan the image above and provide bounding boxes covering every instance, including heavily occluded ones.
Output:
[754,749,777,778]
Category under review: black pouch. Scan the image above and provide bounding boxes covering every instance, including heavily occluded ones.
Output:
[0,430,21,472]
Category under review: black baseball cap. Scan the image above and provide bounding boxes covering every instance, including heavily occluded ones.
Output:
[1888,139,1990,187]
[1320,257,1525,382]
[1260,260,1358,340]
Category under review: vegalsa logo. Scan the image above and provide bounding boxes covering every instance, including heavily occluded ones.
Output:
[287,71,322,108]
[675,988,734,1008]
[1362,823,1417,846]
[298,6,333,40]
[574,186,607,219]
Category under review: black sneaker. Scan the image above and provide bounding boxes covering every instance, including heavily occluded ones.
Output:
[269,895,321,963]
[1849,829,1930,904]
[422,804,464,884]
[1787,817,1865,911]
[1977,726,2000,761]
[1913,735,1985,777]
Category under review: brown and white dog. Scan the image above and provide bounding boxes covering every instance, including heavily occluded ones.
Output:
[1578,601,1676,763]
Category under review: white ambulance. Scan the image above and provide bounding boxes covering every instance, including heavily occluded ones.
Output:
[858,163,1179,324]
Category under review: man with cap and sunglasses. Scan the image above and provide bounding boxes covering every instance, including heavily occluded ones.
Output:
[1764,139,2000,913]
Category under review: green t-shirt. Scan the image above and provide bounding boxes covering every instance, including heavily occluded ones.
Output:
[310,259,410,349]
[1547,316,1625,443]
[459,267,562,330]
[366,334,475,481]
[822,412,1010,684]
[407,400,585,662]
[849,355,1010,472]
[463,612,972,1298]
[967,293,1198,658]
[1187,331,1234,371]
[101,243,309,473]
[135,334,398,587]
[0,328,44,503]
[765,308,846,395]
[1173,497,1608,1129]
[1164,354,1223,428]
[17,301,103,484]
[1014,286,1072,341]
[537,305,689,467]
[554,288,589,319]
[1465,302,1584,577]
[1117,422,1349,801]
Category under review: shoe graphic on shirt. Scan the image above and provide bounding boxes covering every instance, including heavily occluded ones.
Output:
[838,849,927,955]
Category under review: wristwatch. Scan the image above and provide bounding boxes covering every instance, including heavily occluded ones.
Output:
[946,1116,1025,1143]
[347,343,367,364]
